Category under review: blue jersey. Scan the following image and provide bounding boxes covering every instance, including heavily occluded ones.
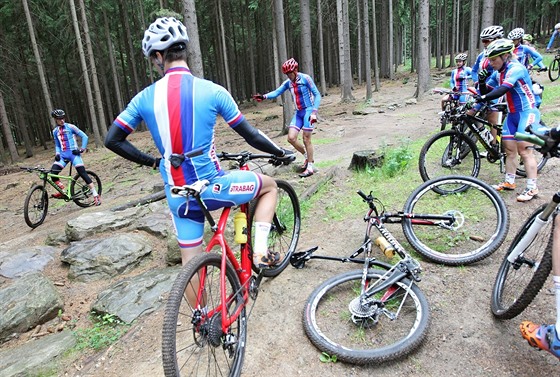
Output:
[547,30,559,50]
[52,123,88,154]
[486,60,537,113]
[264,72,321,111]
[114,67,244,187]
[472,51,494,85]
[450,66,472,91]
[512,44,542,67]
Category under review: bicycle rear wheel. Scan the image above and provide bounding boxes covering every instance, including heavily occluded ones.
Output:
[249,180,301,277]
[548,58,560,82]
[515,146,549,177]
[302,269,430,364]
[23,184,48,228]
[402,176,509,266]
[491,207,554,319]
[418,130,480,190]
[71,170,102,207]
[162,253,246,377]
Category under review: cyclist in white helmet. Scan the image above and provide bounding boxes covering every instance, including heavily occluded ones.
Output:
[441,53,472,110]
[546,22,560,52]
[508,28,543,70]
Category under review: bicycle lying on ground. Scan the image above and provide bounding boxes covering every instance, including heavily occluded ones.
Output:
[290,175,509,364]
[419,99,548,194]
[161,151,301,377]
[548,49,560,82]
[21,160,102,228]
[491,126,560,319]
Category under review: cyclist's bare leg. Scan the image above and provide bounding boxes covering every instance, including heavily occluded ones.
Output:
[287,128,306,156]
[487,111,499,140]
[302,131,314,164]
[503,140,519,174]
[252,174,277,223]
[517,141,538,179]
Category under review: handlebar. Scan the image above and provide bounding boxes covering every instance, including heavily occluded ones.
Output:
[217,151,295,167]
[515,124,560,157]
[21,166,49,173]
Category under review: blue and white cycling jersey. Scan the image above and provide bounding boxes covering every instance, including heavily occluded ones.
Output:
[264,72,321,111]
[486,60,537,113]
[52,123,88,154]
[472,50,494,85]
[450,66,472,103]
[114,67,245,187]
[512,44,543,68]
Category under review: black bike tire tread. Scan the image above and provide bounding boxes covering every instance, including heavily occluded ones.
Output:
[71,170,102,207]
[23,184,48,228]
[248,179,301,277]
[418,130,481,193]
[302,269,430,364]
[548,58,560,82]
[491,208,554,319]
[402,176,509,266]
[161,253,245,377]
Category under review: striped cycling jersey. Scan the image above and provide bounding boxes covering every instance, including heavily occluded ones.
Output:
[472,50,494,85]
[113,67,244,187]
[52,123,88,153]
[486,60,537,113]
[512,44,543,67]
[450,66,472,92]
[264,72,321,111]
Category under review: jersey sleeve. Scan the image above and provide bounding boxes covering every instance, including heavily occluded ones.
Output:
[501,65,525,89]
[69,124,89,149]
[52,129,61,154]
[114,91,146,134]
[264,80,290,99]
[215,85,246,128]
[525,46,543,66]
[305,75,321,110]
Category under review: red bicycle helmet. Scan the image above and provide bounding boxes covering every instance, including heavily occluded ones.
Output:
[282,58,298,74]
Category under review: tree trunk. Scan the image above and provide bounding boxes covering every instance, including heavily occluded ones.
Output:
[388,0,395,78]
[103,10,124,112]
[300,0,314,76]
[316,0,327,95]
[272,0,293,134]
[183,0,204,78]
[363,0,372,101]
[415,0,431,97]
[481,0,495,50]
[217,0,232,91]
[0,91,19,163]
[371,0,380,91]
[469,0,480,66]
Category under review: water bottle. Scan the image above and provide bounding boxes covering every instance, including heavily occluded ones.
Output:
[481,127,493,144]
[233,212,248,244]
[375,236,395,258]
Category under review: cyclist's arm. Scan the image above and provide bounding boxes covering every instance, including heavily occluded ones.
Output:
[479,84,508,100]
[526,46,543,67]
[308,76,321,111]
[231,119,285,156]
[104,124,158,167]
[70,125,89,150]
[547,30,558,50]
[263,80,290,100]
[52,129,62,155]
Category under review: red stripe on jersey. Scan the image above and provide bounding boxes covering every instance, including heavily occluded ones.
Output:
[168,74,186,186]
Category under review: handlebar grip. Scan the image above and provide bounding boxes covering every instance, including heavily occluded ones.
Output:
[514,132,546,146]
[356,190,368,200]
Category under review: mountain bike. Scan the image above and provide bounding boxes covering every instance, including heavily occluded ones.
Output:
[292,175,508,364]
[21,160,102,228]
[433,87,473,130]
[491,127,560,319]
[161,151,301,377]
[548,49,560,82]
[419,100,548,194]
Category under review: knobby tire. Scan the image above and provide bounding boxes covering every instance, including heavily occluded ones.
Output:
[71,170,102,207]
[23,184,49,228]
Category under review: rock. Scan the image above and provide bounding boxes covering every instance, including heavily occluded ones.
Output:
[0,246,56,278]
[60,234,152,282]
[0,273,63,343]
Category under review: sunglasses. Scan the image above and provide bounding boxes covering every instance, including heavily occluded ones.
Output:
[481,39,493,43]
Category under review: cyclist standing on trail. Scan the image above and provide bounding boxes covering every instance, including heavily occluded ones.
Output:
[475,39,540,202]
[441,53,472,110]
[49,109,101,206]
[546,23,560,52]
[508,28,544,71]
[470,25,505,143]
[252,58,321,178]
[520,126,560,360]
[104,17,294,269]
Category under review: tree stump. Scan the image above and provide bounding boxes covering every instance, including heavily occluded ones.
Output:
[348,150,384,171]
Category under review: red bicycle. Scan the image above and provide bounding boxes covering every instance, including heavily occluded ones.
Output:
[161,151,301,376]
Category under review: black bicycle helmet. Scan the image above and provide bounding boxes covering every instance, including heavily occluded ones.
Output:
[51,109,66,118]
[485,39,515,58]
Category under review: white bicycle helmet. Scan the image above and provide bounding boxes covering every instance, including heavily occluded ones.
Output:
[555,23,560,30]
[480,25,504,40]
[508,28,525,40]
[454,53,468,61]
[142,17,189,57]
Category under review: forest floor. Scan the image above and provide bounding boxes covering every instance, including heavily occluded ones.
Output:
[1,69,560,376]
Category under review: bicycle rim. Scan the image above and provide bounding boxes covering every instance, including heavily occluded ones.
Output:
[402,176,509,266]
[23,185,48,228]
[71,171,102,207]
[303,269,429,364]
[548,58,560,82]
[162,253,246,377]
[249,180,301,277]
[491,208,554,319]
[418,130,480,188]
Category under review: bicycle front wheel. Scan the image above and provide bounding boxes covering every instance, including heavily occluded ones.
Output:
[418,130,480,189]
[23,184,48,228]
[71,170,102,207]
[491,207,554,319]
[162,253,247,377]
[249,179,301,277]
[548,58,560,82]
[303,269,430,364]
[402,176,509,266]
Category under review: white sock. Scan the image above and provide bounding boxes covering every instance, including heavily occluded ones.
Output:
[253,222,271,256]
[505,173,516,184]
[554,275,560,337]
[526,178,537,190]
[91,187,98,196]
[307,162,314,171]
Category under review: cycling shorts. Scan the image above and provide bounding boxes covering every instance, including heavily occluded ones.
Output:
[166,170,262,248]
[54,151,84,168]
[502,109,540,141]
[289,108,316,132]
